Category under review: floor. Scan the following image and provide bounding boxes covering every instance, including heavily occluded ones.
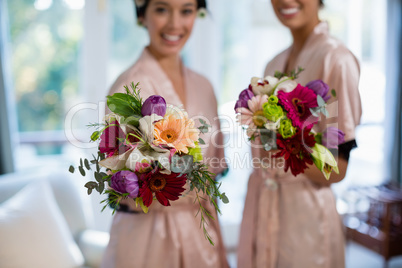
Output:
[226,241,402,268]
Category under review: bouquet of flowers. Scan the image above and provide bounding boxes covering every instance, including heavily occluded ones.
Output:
[70,82,228,244]
[234,69,345,179]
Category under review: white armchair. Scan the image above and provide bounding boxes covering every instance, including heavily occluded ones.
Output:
[0,168,110,268]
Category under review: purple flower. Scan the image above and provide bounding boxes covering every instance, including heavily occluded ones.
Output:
[110,170,140,198]
[322,127,345,149]
[141,95,167,117]
[234,89,254,111]
[305,80,331,102]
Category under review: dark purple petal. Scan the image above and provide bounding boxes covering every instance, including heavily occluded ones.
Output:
[322,127,345,149]
[239,89,254,101]
[306,80,330,102]
[110,170,139,198]
[141,95,167,117]
[234,99,249,111]
[234,89,254,112]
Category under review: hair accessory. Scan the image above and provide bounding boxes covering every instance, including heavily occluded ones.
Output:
[134,0,146,8]
[197,8,207,18]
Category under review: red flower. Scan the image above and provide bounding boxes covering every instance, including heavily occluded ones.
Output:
[139,170,187,207]
[274,127,316,176]
[99,120,128,157]
[277,84,318,129]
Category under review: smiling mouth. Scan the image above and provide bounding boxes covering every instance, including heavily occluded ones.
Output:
[162,34,181,42]
[280,7,300,16]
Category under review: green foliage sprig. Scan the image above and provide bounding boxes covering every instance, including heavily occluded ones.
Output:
[69,152,111,195]
[274,66,304,80]
[188,163,229,245]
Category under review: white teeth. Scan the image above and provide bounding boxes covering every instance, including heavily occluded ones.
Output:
[280,7,299,15]
[163,34,180,41]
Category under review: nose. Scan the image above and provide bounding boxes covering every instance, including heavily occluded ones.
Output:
[167,11,181,29]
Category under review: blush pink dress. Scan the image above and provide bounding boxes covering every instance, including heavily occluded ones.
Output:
[237,22,362,268]
[101,48,228,268]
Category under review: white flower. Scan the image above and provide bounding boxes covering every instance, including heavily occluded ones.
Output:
[99,148,134,170]
[250,77,274,95]
[264,120,280,131]
[125,147,153,171]
[103,112,122,124]
[138,114,163,142]
[127,146,171,173]
[273,77,297,94]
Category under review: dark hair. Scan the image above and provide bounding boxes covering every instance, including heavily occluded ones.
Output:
[135,0,207,19]
[320,0,324,6]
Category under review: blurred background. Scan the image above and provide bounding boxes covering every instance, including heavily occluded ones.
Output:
[0,0,401,267]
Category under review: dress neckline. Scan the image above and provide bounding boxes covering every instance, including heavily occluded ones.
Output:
[139,48,189,110]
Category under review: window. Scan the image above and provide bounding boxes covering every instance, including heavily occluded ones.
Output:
[6,0,84,169]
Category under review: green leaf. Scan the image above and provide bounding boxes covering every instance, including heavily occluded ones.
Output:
[90,131,101,141]
[80,158,83,167]
[84,159,91,170]
[221,193,229,204]
[331,89,336,97]
[84,181,98,195]
[68,165,75,173]
[198,125,209,133]
[94,172,103,182]
[107,93,141,117]
[198,138,205,145]
[97,182,105,194]
[79,166,86,176]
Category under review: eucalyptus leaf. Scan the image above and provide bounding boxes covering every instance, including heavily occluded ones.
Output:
[171,155,194,174]
[221,193,229,204]
[79,166,86,176]
[84,181,98,189]
[199,118,206,125]
[317,95,326,107]
[310,107,320,117]
[68,165,75,173]
[84,159,91,170]
[331,89,336,97]
[199,138,205,145]
[94,172,103,183]
[323,108,329,117]
[97,182,105,194]
[198,125,209,133]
